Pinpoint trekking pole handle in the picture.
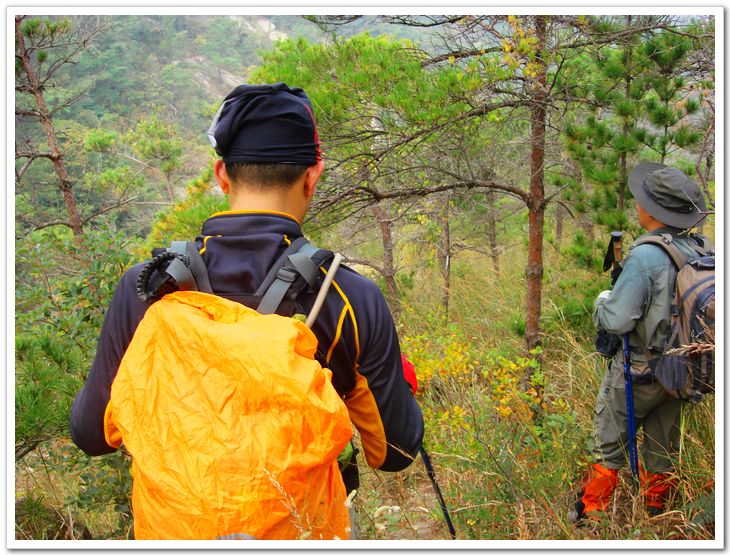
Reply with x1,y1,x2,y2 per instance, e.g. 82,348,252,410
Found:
611,231,623,265
306,253,344,328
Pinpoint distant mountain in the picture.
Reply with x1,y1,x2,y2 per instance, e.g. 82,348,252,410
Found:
62,14,429,130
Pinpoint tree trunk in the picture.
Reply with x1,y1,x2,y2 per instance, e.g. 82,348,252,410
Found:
370,202,400,319
555,202,564,250
165,173,175,204
436,192,452,316
524,15,548,354
618,16,632,212
15,16,84,239
486,189,500,273
574,161,595,242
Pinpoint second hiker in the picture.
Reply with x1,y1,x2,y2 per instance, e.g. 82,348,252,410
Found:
571,163,711,522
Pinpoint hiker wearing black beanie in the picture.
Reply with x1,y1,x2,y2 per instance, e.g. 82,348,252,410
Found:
205,82,326,221
71,82,425,539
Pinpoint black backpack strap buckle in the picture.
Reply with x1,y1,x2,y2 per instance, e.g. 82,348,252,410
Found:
136,241,213,303
275,266,298,283
256,238,334,316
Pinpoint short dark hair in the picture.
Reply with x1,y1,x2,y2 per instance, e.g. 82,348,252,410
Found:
225,163,308,189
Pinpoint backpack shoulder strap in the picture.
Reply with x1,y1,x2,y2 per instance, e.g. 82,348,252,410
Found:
256,238,334,315
633,233,688,270
690,234,714,256
170,241,214,294
254,237,310,297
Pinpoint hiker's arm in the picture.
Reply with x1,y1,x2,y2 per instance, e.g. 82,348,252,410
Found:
343,288,424,472
593,250,650,336
70,266,148,456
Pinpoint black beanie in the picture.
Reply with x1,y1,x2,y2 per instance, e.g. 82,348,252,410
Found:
208,82,322,166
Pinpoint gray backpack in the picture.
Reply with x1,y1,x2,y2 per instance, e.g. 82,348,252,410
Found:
636,234,715,403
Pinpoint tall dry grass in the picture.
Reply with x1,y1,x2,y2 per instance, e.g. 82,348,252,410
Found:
14,233,715,542
381,245,716,541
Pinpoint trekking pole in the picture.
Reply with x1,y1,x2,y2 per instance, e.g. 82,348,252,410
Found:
622,334,640,486
419,445,457,539
610,231,639,486
306,253,344,328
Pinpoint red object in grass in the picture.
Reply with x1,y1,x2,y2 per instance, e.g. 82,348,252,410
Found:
401,354,418,395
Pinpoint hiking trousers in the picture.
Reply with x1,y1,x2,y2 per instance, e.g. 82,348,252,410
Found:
592,355,683,474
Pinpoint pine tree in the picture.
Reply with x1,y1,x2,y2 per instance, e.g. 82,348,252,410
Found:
15,16,95,238
562,16,654,232
636,31,702,164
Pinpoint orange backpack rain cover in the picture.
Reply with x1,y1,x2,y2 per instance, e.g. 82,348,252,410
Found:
104,291,353,539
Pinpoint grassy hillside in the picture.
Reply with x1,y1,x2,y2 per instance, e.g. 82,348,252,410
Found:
14,234,715,541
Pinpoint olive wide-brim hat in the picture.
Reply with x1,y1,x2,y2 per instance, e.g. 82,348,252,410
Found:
628,163,707,230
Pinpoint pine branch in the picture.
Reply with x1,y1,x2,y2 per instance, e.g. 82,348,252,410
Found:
564,19,673,49
48,88,89,117
305,15,362,26
694,105,715,209
15,108,42,117
16,213,73,233
423,46,502,67
122,153,167,178
31,22,110,84
15,148,55,160
15,158,35,182
369,101,524,161
385,15,468,28
81,196,139,226
342,257,385,275
423,165,529,202
354,181,475,202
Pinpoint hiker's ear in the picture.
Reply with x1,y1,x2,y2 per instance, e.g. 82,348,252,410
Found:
214,159,231,195
303,160,324,198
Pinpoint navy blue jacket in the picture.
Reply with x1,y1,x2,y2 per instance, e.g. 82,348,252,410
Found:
70,211,424,490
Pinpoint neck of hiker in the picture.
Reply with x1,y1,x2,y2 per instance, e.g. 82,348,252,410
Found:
214,159,322,224
228,184,311,223
213,160,324,223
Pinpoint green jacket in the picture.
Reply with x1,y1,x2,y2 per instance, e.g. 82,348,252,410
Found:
593,227,704,370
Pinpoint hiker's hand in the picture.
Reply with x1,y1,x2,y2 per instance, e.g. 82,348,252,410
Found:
401,354,418,395
596,290,612,302
595,329,622,358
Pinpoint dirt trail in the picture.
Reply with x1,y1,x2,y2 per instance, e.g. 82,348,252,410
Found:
354,453,456,540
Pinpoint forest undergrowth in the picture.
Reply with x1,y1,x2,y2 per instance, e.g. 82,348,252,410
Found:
14,242,715,542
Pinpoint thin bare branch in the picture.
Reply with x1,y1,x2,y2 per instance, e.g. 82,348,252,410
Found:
342,257,385,275
81,196,139,226
15,149,55,160
15,108,42,117
16,214,73,233
15,158,35,182
385,15,468,28
423,46,502,67
48,88,89,117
